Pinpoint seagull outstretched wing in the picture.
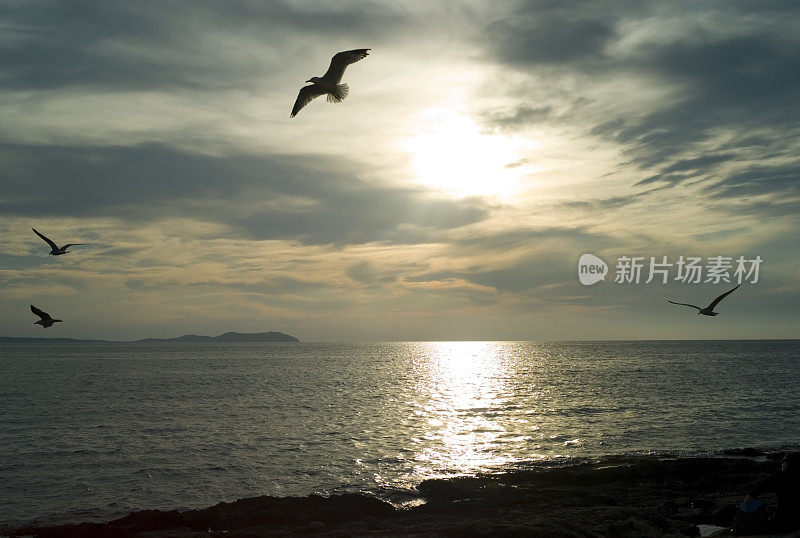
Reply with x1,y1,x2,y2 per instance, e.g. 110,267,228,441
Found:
291,84,327,118
61,243,84,249
30,304,53,321
322,49,370,84
707,284,740,310
32,228,58,250
667,301,701,310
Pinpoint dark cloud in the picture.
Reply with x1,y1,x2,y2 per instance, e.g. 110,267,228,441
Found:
0,253,51,268
403,226,622,299
0,142,491,245
407,254,574,296
404,270,462,284
703,163,800,201
604,29,800,202
661,154,736,175
484,1,800,212
643,34,800,113
609,32,800,174
692,227,750,243
0,0,404,91
561,195,639,211
452,227,619,252
634,155,737,187
184,276,327,294
482,106,553,131
487,0,620,67
346,261,398,285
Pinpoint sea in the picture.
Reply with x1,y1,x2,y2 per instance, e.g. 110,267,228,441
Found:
1,340,798,527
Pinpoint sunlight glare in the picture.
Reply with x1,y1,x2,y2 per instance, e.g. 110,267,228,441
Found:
402,108,537,198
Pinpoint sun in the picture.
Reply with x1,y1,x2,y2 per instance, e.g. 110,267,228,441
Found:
402,107,536,198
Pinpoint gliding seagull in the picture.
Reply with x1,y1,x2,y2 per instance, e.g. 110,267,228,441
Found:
32,228,83,255
30,305,63,328
668,284,740,316
291,49,370,118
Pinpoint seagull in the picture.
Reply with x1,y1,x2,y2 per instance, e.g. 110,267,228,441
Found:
668,284,740,316
32,228,83,255
30,305,63,328
291,49,370,118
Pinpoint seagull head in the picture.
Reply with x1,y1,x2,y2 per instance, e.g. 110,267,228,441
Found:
306,76,322,84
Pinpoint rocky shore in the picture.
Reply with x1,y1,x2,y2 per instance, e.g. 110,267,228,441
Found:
5,450,797,537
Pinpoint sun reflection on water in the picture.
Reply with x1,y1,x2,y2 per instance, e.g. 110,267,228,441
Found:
403,342,540,480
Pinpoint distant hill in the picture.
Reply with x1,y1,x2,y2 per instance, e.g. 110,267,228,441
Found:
0,336,109,344
136,331,299,343
0,331,299,344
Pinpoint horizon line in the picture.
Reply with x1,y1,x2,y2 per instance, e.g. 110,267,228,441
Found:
2,335,798,344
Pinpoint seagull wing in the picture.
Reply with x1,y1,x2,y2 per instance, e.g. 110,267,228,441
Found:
291,84,327,117
61,244,83,249
667,300,701,310
32,228,58,250
322,49,370,84
31,304,52,321
707,284,740,310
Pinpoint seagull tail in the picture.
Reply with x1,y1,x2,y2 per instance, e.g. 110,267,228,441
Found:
327,84,349,103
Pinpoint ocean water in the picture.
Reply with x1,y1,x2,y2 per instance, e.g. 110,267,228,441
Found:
1,340,798,527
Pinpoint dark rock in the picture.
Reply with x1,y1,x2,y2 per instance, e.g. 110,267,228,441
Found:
679,524,700,537
10,453,789,538
711,504,736,526
722,448,763,457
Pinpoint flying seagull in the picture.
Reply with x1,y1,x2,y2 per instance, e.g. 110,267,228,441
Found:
32,228,83,255
668,284,740,316
31,305,63,329
291,49,370,118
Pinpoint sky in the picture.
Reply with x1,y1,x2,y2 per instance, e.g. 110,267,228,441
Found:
1,0,798,341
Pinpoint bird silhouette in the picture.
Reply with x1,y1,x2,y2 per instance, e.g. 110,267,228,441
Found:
291,49,370,118
30,305,63,328
32,228,83,255
668,285,740,316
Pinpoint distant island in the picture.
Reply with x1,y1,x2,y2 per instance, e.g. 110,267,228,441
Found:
0,331,299,344
138,331,299,343
0,336,109,344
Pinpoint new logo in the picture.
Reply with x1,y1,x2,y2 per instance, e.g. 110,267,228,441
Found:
578,253,608,286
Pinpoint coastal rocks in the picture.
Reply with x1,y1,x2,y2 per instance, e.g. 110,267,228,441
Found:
723,447,765,457
196,493,395,528
11,494,395,537
605,516,672,537
8,453,792,538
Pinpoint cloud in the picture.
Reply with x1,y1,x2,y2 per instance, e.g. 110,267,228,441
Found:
1,0,799,339
402,226,622,303
0,0,406,91
482,1,800,213
346,260,398,284
450,227,618,253
481,106,554,130
487,0,620,68
606,32,800,172
704,163,800,199
561,195,640,211
0,142,491,246
699,162,800,218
